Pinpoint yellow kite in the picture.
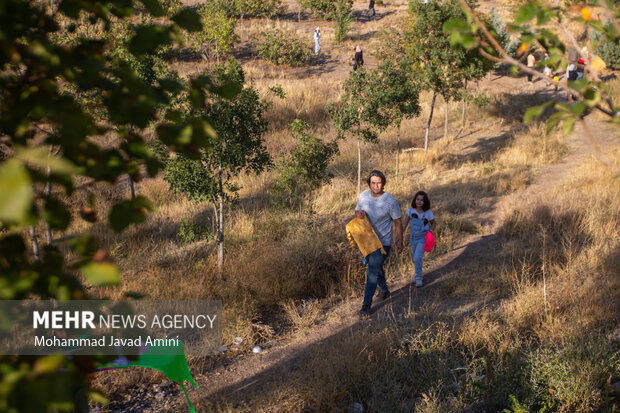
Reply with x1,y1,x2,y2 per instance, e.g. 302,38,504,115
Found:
591,55,606,72
346,217,386,257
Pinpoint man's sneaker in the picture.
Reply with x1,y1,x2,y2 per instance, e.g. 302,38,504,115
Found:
415,279,423,287
359,304,372,316
378,289,390,301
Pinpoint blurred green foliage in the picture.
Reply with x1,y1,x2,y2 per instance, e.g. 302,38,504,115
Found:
0,0,238,410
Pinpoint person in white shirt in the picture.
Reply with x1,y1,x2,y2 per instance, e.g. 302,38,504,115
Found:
355,170,403,315
314,27,320,56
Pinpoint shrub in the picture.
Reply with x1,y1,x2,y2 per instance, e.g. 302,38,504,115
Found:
301,0,352,20
473,93,491,108
257,29,311,66
271,120,339,207
489,6,518,68
187,3,238,62
238,0,284,19
595,33,620,70
178,219,213,243
526,337,619,411
333,0,353,43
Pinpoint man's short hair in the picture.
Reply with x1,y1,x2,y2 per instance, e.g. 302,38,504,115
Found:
366,170,386,186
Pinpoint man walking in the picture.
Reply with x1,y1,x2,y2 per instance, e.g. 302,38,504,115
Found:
355,170,403,316
527,51,536,84
368,0,376,19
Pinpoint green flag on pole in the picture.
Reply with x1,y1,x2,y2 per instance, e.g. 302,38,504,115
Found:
99,341,197,412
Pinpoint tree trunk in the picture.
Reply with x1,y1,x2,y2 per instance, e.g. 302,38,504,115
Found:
356,122,362,197
444,99,449,139
461,96,467,129
217,164,224,280
30,226,40,262
212,203,217,235
128,174,135,200
395,123,401,176
425,92,438,153
45,145,62,245
461,81,467,129
45,146,53,245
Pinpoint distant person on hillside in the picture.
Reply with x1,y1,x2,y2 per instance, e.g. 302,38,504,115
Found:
355,170,403,316
567,63,578,81
543,53,552,86
314,27,321,56
527,52,536,83
577,57,585,80
402,191,436,287
352,46,364,71
368,0,376,19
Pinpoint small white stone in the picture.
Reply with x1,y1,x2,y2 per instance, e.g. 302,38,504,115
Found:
252,345,262,353
233,337,243,345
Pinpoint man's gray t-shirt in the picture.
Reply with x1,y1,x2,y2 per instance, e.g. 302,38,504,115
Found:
355,190,401,246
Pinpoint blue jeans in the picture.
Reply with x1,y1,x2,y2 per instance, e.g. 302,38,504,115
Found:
315,39,320,55
363,246,391,306
411,239,425,282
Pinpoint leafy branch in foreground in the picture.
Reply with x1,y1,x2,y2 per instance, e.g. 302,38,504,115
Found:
0,0,237,410
443,0,619,159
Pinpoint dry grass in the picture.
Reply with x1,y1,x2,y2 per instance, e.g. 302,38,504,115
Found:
199,149,619,412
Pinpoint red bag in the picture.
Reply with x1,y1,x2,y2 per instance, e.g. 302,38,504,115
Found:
424,231,436,252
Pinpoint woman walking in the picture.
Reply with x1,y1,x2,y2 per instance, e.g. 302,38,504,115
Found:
353,45,364,70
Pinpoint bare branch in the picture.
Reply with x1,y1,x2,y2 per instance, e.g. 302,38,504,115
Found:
478,48,503,63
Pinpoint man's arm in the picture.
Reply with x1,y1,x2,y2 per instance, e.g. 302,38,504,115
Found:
393,218,403,253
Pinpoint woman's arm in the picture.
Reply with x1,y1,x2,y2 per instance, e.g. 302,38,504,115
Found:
402,214,410,233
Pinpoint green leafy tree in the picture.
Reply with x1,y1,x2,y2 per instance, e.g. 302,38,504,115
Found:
258,29,311,66
443,0,619,145
236,0,284,20
328,62,420,195
271,119,339,207
489,6,519,68
0,0,230,411
374,27,406,62
405,0,491,150
593,25,620,69
380,60,421,175
302,0,353,21
334,0,354,43
197,0,284,20
187,3,239,63
295,0,311,21
162,60,271,276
